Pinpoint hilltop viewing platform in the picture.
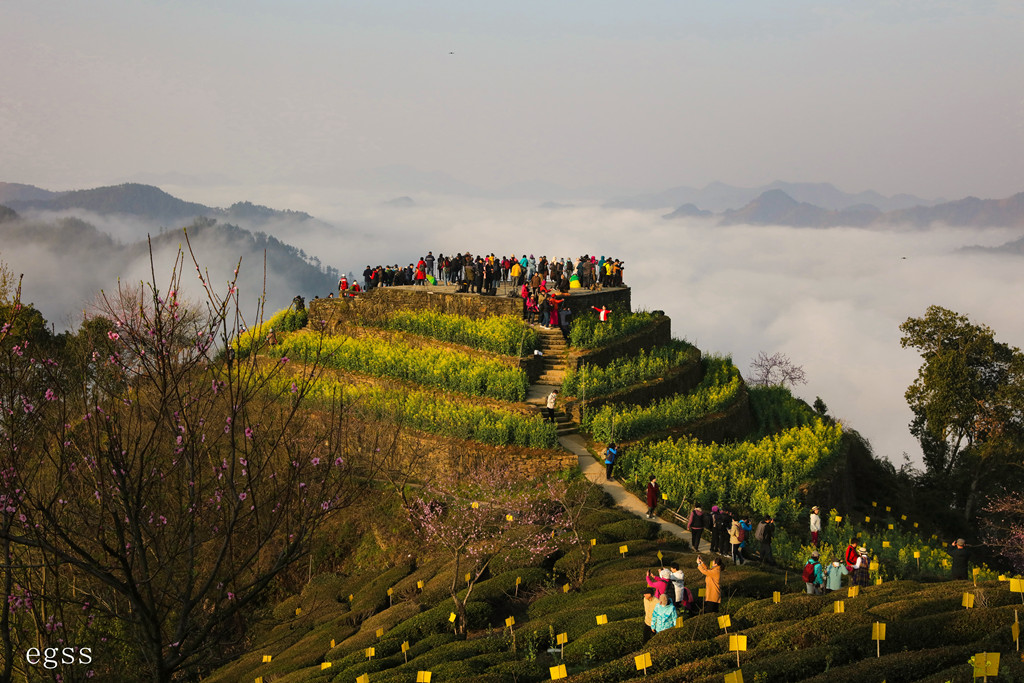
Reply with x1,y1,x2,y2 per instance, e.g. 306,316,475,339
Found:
309,283,632,332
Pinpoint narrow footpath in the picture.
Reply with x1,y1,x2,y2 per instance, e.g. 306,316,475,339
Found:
523,324,711,553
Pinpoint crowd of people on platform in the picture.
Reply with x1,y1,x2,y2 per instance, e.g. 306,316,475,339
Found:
335,252,626,298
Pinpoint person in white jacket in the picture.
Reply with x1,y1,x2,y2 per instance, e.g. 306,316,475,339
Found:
809,506,821,548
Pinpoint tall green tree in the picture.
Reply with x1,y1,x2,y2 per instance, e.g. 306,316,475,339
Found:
900,305,1024,522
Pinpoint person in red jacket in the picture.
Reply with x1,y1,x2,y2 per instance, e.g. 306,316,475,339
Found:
591,305,611,322
646,475,660,519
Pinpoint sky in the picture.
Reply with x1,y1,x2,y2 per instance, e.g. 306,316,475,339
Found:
3,0,1024,199
3,1,1024,467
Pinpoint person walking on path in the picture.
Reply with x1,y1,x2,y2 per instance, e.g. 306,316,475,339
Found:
687,504,705,550
603,443,618,481
645,476,660,519
729,517,746,565
696,556,722,613
947,538,970,580
545,389,558,423
650,594,678,633
809,506,821,548
803,551,825,594
757,516,775,565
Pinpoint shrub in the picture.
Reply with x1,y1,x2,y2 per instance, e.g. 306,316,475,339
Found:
597,518,660,542
570,309,660,350
561,341,697,398
561,619,647,665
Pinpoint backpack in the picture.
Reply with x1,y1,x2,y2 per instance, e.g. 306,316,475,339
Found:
737,527,746,543
754,522,766,541
802,561,817,583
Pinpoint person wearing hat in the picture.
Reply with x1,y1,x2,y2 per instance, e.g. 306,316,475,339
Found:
809,506,821,548
823,556,848,592
803,550,825,594
852,546,871,587
947,539,970,580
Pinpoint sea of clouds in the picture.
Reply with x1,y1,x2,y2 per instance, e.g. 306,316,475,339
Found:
8,184,1024,468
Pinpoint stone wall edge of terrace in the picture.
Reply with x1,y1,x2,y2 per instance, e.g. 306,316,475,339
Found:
570,315,672,371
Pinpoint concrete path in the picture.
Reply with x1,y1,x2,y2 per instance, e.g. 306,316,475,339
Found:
558,433,712,553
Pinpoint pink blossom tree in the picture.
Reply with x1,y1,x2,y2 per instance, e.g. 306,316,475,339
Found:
0,238,384,683
404,462,565,635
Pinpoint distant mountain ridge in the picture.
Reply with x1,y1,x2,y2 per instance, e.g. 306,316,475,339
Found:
666,189,1024,229
3,182,314,229
608,180,941,213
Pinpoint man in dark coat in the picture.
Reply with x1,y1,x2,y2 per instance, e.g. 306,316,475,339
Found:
948,538,970,580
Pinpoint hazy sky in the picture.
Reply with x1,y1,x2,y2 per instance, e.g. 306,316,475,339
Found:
3,0,1024,199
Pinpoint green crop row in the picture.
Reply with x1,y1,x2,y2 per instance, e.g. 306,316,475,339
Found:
569,308,659,349
619,419,844,524
266,370,557,449
561,340,697,398
365,310,538,356
585,355,743,442
267,330,529,402
234,307,308,359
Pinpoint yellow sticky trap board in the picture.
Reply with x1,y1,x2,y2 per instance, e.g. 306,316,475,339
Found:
662,492,668,500
357,675,370,683
1012,621,1020,642
865,516,871,523
834,601,845,613
349,594,354,602
365,647,375,659
255,678,263,683
619,545,629,555
505,616,515,628
1000,575,1007,581
320,662,332,670
506,514,514,522
869,561,879,571
901,515,907,521
471,502,479,508
596,614,608,625
886,506,891,512
591,538,597,546
516,576,522,586
698,588,705,597
1010,578,1024,593
416,672,433,683
914,522,919,528
295,607,302,616
449,612,457,622
657,551,663,561
973,567,981,577
848,586,860,598
872,622,886,640
402,641,410,652
387,588,393,596
376,627,384,638
872,501,877,507
330,639,336,649
835,515,842,522
465,572,471,583
556,632,568,645
563,583,570,593
729,634,747,651
882,541,891,548
718,614,732,629
973,652,1000,677
772,591,781,603
876,577,884,585
417,580,424,589
724,672,745,683
962,592,975,608
261,655,272,663
634,652,653,671
887,524,894,530
914,551,921,559
675,616,686,627
549,664,567,680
